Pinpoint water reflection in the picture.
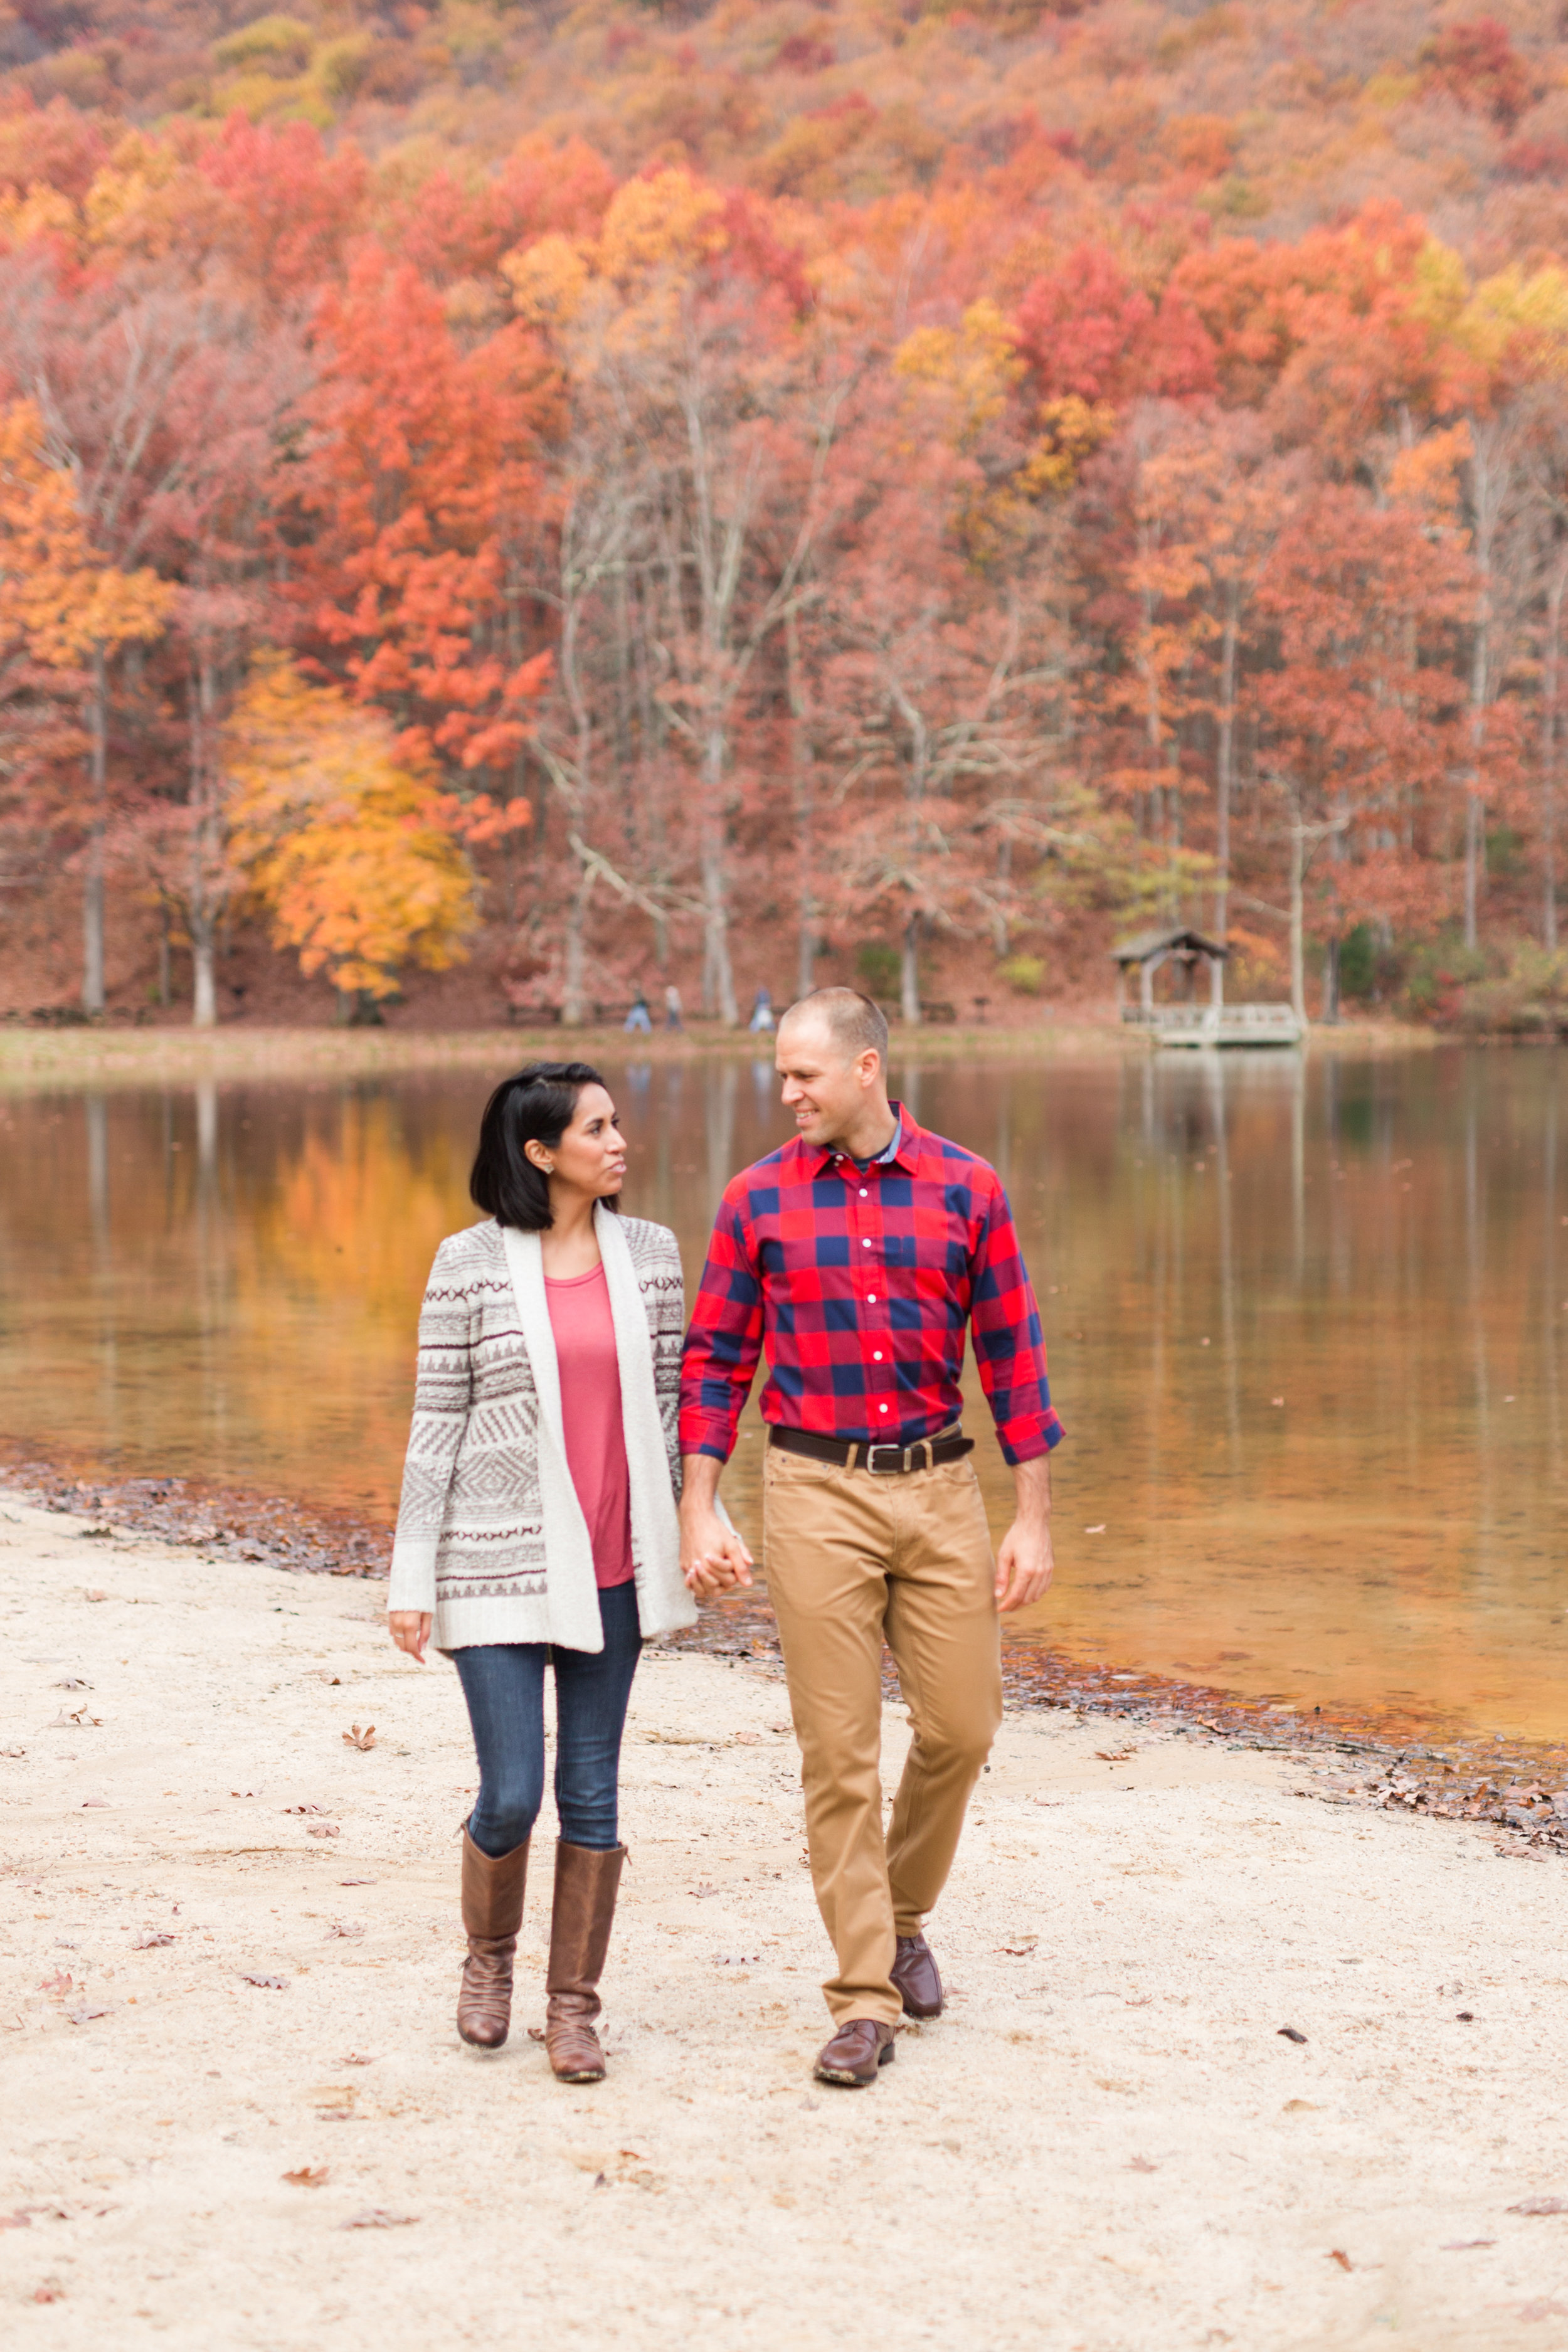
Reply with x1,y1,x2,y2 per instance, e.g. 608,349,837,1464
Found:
1,1048,1564,1745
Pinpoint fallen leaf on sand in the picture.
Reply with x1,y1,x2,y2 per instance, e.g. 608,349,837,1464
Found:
327,1923,364,1939
81,1798,109,1808
1508,2195,1568,2215
1084,1523,1107,1535
1096,1749,1134,1763
527,2026,546,2042
1,2212,33,2229
1283,2100,1322,2114
339,2210,416,2230
733,1732,761,1745
84,1589,107,1602
340,2052,375,2066
132,1933,174,1950
66,2005,110,2025
83,1526,112,1539
1517,2302,1568,2322
2,1744,24,1757
32,2281,64,2302
307,1825,341,1839
40,1971,71,1996
1128,2157,1157,2173
283,1804,326,1814
1328,2249,1352,2272
230,1789,258,1798
1441,2240,1495,2250
1270,1398,1285,1409
53,1678,92,1690
1278,2026,1308,2045
241,1973,288,1990
999,1939,1038,1957
50,1708,103,1727
282,2167,328,2188
342,1725,376,1751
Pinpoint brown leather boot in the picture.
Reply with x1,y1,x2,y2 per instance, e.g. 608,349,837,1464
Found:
544,1840,625,2084
457,1826,529,2050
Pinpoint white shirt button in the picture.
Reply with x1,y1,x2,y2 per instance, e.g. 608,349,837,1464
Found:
873,1351,883,1361
867,1293,876,1303
859,1188,868,1197
879,1404,889,1414
862,1237,872,1248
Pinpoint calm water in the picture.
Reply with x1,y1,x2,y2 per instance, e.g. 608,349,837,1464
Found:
3,1049,1564,1746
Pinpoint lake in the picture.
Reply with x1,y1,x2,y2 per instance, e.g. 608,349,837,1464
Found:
2,1046,1564,1750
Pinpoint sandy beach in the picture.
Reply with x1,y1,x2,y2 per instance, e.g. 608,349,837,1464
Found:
4,1498,1567,2352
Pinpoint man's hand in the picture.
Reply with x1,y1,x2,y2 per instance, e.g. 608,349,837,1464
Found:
994,1453,1054,1614
389,1610,432,1663
679,1453,755,1599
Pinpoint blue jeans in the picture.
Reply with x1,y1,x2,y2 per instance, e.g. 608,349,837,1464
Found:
453,1581,642,1855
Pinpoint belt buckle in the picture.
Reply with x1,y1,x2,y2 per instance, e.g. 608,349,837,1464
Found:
864,1443,904,1475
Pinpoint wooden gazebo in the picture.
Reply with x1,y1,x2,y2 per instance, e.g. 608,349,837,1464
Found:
1109,924,1303,1047
1111,926,1229,1019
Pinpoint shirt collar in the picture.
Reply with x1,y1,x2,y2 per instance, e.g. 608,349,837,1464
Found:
807,1103,919,1179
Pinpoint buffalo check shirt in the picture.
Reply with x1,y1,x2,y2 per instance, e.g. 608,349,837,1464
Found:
679,1104,1063,1467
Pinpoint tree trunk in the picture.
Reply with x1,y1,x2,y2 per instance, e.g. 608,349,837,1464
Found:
900,911,921,1025
1544,557,1565,951
82,642,108,1015
1321,933,1340,1024
561,857,593,1027
1288,804,1308,1026
1214,580,1237,944
700,719,737,1023
785,610,815,1006
187,653,224,1028
1464,425,1496,954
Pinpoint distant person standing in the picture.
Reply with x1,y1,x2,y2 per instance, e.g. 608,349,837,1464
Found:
748,986,775,1034
679,988,1061,2088
387,1063,697,2082
664,983,684,1032
625,989,652,1035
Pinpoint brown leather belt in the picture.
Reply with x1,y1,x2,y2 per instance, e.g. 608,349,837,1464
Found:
768,1424,973,1476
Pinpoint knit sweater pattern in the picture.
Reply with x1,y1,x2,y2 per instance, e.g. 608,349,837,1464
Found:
388,1212,691,1650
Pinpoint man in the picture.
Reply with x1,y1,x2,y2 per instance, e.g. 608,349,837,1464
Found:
679,988,1061,2087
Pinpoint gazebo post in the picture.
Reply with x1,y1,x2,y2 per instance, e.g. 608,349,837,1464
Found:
1140,957,1154,1018
1209,949,1224,1009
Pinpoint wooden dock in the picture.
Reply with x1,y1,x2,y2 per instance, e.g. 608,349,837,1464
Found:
1123,1003,1305,1049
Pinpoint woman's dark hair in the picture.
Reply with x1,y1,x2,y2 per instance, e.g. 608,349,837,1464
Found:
470,1062,617,1231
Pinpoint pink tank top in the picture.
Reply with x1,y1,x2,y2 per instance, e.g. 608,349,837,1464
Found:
544,1261,635,1590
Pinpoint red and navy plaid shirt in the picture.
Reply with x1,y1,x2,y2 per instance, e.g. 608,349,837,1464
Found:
679,1104,1062,1467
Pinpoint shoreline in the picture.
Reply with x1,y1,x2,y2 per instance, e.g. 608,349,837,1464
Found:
0,1015,1444,1090
4,1496,1568,2350
6,1445,1562,1863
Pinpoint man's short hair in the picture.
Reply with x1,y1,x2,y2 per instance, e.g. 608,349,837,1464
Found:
783,986,889,1066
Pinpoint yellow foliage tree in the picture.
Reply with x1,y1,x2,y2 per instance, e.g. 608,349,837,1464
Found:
225,652,477,1005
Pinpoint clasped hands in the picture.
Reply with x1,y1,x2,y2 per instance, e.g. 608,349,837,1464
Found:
679,1502,755,1601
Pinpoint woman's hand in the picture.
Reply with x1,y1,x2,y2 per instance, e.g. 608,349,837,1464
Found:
389,1610,432,1663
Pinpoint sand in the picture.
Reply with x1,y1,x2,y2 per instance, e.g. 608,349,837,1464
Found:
4,1497,1567,2352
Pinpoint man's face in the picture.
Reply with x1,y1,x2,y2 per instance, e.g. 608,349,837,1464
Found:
775,1015,870,1147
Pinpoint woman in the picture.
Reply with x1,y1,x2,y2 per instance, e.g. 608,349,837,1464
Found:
387,1061,696,2082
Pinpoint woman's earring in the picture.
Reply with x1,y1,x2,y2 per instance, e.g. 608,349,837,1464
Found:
541,1161,554,1173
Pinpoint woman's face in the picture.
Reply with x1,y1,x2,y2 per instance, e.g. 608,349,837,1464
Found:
533,1083,626,1200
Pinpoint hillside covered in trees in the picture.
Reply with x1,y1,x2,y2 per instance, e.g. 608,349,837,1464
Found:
3,0,1568,1029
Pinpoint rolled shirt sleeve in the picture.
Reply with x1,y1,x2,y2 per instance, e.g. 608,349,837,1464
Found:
968,1174,1063,1466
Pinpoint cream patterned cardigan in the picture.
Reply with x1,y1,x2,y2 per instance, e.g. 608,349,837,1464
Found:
388,1207,697,1652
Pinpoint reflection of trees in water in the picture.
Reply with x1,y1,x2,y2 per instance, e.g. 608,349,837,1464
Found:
3,1053,1566,1734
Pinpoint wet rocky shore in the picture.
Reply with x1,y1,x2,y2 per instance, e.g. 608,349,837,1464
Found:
6,1446,1564,1863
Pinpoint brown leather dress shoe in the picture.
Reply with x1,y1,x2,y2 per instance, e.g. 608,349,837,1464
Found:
891,1932,943,2019
814,2019,896,2087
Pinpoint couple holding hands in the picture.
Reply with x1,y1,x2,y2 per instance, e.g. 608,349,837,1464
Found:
387,988,1062,2089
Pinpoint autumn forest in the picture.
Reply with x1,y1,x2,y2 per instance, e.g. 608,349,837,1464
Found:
4,0,1568,1031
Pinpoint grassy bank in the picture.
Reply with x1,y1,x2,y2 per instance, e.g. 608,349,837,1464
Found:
0,1015,1439,1090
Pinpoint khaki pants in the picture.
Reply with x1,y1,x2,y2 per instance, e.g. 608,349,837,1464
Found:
762,1444,1003,2027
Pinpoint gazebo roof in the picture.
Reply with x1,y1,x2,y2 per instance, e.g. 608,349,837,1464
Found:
1109,925,1229,966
